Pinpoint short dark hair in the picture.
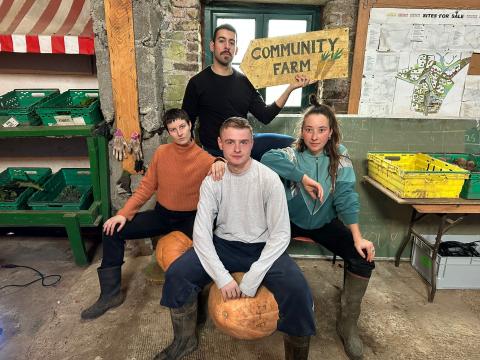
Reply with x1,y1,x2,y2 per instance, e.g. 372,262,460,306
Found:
219,117,253,137
162,108,190,129
212,23,237,42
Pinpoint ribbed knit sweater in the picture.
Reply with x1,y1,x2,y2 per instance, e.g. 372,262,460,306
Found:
117,141,215,220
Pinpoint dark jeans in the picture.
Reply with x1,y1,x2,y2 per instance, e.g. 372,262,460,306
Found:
101,202,196,268
204,133,294,161
291,219,375,278
161,235,316,337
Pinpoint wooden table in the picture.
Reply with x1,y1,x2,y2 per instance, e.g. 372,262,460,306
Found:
363,176,480,302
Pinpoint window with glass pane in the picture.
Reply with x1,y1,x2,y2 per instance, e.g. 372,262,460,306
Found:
266,20,307,107
204,5,320,110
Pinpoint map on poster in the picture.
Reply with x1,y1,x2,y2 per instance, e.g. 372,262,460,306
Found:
359,8,480,117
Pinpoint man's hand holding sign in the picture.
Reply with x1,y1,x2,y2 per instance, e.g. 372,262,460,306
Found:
240,28,349,89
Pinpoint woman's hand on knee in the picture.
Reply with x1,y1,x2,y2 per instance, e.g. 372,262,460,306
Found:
354,238,375,262
103,215,127,236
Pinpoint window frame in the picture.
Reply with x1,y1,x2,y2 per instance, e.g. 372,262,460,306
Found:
204,3,321,111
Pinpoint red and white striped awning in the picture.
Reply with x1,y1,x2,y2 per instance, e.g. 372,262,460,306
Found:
0,0,94,55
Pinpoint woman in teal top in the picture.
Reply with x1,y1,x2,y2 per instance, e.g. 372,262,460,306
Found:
261,95,375,360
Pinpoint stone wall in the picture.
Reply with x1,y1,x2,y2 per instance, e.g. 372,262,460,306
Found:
160,0,202,111
91,0,202,211
132,0,164,134
320,0,358,113
90,0,114,124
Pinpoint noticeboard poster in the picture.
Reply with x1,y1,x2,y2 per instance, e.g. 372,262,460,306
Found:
358,8,480,117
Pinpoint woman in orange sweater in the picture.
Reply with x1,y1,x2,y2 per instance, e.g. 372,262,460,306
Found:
81,108,225,320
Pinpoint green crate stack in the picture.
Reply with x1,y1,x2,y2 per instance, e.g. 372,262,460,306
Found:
429,153,480,199
0,89,60,126
27,168,93,210
35,89,102,126
0,167,52,210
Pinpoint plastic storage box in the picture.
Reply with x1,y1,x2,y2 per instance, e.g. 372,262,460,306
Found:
0,167,52,210
367,152,469,198
428,153,480,199
411,234,480,289
0,89,60,125
27,168,93,210
35,89,102,126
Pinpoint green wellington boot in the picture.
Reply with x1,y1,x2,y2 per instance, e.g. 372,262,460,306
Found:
154,299,199,360
284,334,310,360
336,271,370,360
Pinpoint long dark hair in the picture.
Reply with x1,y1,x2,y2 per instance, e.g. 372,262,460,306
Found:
295,94,342,189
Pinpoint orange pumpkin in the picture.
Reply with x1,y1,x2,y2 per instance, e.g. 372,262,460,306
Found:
208,272,279,340
155,231,193,271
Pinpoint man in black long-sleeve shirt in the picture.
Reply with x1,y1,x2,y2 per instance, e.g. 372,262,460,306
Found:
182,23,310,160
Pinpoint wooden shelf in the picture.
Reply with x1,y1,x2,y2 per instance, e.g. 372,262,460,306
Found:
0,125,110,265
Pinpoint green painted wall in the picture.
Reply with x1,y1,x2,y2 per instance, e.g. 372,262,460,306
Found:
252,114,480,258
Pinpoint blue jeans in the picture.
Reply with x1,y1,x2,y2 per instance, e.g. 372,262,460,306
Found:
204,133,294,161
161,235,316,336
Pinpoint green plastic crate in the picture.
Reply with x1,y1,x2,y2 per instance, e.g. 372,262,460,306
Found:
429,153,480,199
27,168,93,210
35,89,102,126
0,89,60,125
0,167,52,210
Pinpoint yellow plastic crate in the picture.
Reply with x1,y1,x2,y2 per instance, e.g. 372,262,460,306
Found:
367,152,469,198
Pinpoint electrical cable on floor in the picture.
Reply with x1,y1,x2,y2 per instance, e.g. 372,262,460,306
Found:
0,264,61,291
438,241,480,257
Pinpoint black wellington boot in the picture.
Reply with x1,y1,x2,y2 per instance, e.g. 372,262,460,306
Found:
284,334,310,360
196,284,211,327
336,271,370,360
154,299,198,360
81,266,125,320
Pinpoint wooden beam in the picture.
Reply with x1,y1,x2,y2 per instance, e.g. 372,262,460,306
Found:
468,53,480,75
104,0,141,174
347,0,370,114
413,204,480,213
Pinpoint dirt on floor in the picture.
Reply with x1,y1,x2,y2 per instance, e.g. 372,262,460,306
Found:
1,236,479,360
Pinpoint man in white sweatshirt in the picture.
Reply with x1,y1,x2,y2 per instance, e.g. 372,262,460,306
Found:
155,117,315,360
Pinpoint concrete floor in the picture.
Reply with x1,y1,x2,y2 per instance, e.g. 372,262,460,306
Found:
1,234,479,360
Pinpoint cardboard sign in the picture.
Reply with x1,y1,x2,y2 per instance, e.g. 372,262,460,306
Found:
240,28,349,89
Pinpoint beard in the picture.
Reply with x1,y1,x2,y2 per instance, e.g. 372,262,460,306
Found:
214,51,233,66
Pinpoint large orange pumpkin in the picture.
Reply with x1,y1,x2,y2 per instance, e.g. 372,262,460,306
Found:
155,231,193,271
208,272,279,340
